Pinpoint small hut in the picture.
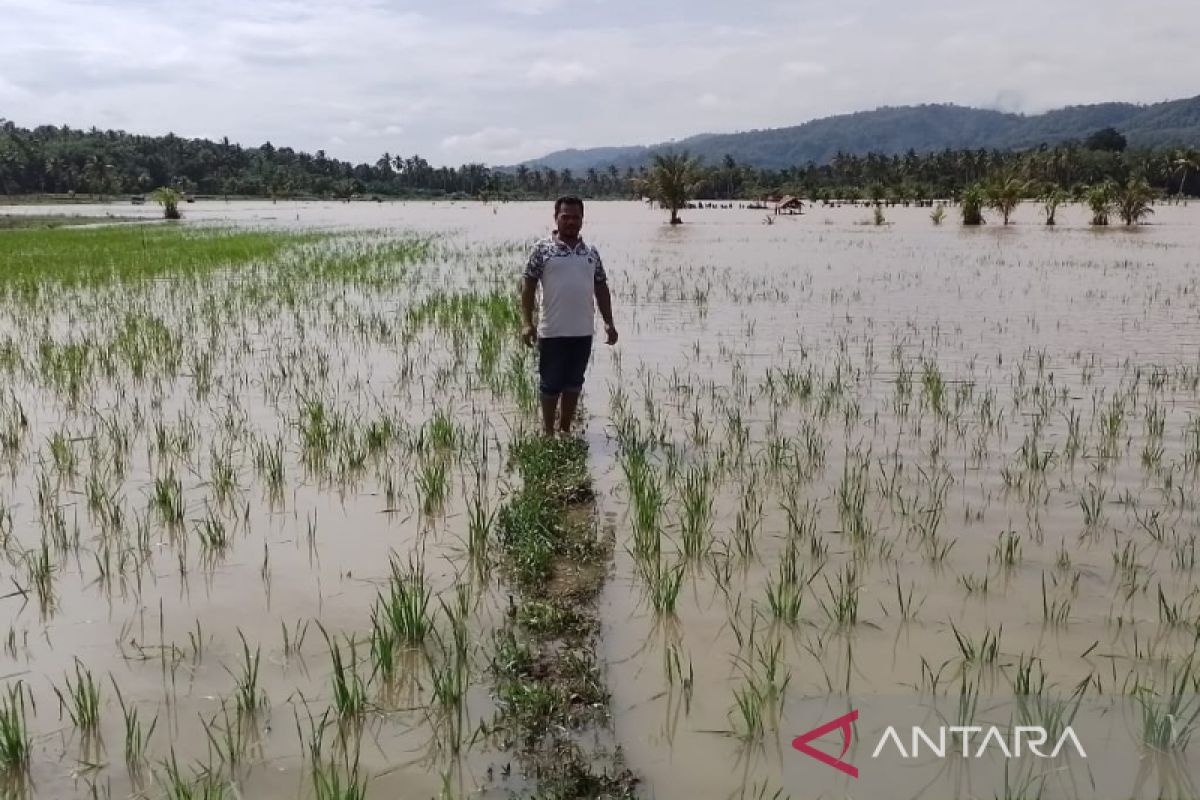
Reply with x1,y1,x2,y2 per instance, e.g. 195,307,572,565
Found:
774,195,803,215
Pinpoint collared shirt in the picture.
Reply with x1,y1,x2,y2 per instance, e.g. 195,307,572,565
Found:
524,233,607,338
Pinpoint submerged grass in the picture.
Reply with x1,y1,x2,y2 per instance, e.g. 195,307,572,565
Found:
0,225,319,285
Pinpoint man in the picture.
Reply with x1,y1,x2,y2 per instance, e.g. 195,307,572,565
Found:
521,196,618,436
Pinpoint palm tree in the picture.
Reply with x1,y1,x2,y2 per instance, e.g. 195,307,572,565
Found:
1085,182,1114,226
1172,147,1199,197
1114,178,1155,226
986,173,1026,224
961,183,986,225
1041,186,1067,226
641,151,703,224
152,187,182,219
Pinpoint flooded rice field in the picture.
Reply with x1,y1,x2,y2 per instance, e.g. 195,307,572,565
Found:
3,199,1200,799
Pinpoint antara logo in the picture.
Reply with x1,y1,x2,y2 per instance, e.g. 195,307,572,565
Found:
792,710,1087,778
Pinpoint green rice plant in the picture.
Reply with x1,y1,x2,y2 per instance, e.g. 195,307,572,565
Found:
892,572,923,621
253,435,285,495
416,457,449,514
161,751,229,800
1171,533,1197,571
950,621,1002,665
819,564,859,627
54,658,102,732
196,506,230,553
48,430,78,476
424,409,458,453
1137,658,1200,752
647,557,685,615
1134,507,1168,543
1155,585,1195,628
1079,483,1106,529
960,571,990,595
836,448,872,540
209,447,238,507
678,464,714,559
734,483,763,559
312,754,369,800
993,529,1022,567
465,490,497,563
376,554,433,646
0,681,32,775
322,629,368,721
1041,573,1072,626
112,679,157,768
765,566,804,625
200,703,254,770
151,471,185,527
227,631,266,717
730,679,766,741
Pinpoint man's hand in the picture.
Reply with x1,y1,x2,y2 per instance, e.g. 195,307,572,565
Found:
522,325,538,347
604,324,619,346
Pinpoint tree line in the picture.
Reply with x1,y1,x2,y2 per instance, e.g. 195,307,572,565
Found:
1,120,1197,205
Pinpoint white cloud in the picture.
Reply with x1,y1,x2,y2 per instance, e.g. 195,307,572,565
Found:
440,127,564,162
781,60,828,78
697,93,722,109
493,0,564,14
526,60,597,87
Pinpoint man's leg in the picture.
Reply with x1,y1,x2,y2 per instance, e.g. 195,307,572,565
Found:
559,392,580,433
540,394,559,436
538,337,561,436
558,336,593,434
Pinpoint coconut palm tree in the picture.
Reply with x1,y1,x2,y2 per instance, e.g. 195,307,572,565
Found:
960,184,986,225
152,186,183,219
985,173,1026,225
1172,147,1199,197
640,151,703,225
1114,179,1156,226
1085,182,1114,226
1041,186,1067,226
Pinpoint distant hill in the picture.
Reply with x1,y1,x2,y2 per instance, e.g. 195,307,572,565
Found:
518,96,1200,171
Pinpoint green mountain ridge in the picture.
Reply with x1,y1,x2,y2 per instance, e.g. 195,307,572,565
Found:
518,96,1200,171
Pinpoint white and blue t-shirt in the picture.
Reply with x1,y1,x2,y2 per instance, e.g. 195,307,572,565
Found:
523,234,607,339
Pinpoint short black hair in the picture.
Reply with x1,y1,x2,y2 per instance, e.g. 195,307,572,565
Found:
554,196,584,215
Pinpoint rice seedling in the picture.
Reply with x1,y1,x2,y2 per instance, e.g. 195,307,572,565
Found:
1137,659,1200,752
375,553,434,646
1079,483,1106,529
730,678,766,741
950,621,1002,665
151,471,186,527
227,631,266,717
820,564,860,627
54,658,102,733
322,629,369,721
161,751,229,800
993,529,1022,567
112,679,157,768
0,681,32,776
647,557,686,615
678,464,714,559
416,457,449,514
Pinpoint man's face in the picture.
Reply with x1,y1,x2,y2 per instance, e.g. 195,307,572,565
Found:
555,204,583,238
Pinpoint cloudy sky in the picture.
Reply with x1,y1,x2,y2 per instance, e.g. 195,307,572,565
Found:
1,0,1197,165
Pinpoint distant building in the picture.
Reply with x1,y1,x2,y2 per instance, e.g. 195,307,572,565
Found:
774,195,803,215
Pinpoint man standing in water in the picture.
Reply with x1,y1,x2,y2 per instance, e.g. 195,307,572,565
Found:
521,196,618,436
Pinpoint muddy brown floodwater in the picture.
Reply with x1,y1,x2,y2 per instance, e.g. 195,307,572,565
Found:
4,198,1200,799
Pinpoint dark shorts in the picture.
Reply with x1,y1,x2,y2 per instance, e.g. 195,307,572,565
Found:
538,336,592,396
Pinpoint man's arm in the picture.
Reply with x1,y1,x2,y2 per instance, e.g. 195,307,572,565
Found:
521,277,538,346
593,249,618,345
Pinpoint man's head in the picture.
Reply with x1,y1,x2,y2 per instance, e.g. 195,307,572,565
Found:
554,196,584,240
